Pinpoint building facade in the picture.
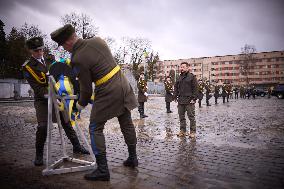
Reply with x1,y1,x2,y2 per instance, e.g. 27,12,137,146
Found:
158,51,284,86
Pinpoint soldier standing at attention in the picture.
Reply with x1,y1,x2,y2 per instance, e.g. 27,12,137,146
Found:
205,81,212,106
137,73,148,118
221,84,227,103
214,85,220,104
234,86,239,99
51,25,139,181
164,76,174,113
22,37,89,166
197,79,204,108
174,62,198,138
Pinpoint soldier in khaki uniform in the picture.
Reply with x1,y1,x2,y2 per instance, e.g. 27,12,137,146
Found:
164,76,174,113
22,37,89,166
137,73,148,118
51,24,138,181
174,62,198,138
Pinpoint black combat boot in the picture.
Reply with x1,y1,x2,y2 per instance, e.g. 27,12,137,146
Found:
73,145,90,155
34,125,46,166
142,105,148,118
166,102,173,113
84,154,110,181
66,128,90,154
34,153,43,166
123,144,138,168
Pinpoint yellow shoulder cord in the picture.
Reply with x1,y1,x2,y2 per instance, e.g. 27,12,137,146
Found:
25,65,46,84
95,65,120,86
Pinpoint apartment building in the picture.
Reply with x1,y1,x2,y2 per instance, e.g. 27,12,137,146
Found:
158,51,284,86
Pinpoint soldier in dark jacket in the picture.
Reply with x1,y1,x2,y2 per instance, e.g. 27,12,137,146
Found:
174,62,198,138
221,84,227,103
205,81,212,106
137,73,148,118
22,37,89,166
214,85,220,104
197,80,204,108
234,86,239,99
164,76,174,113
226,84,231,102
51,24,138,181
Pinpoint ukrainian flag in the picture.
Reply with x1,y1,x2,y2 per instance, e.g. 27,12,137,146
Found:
54,74,80,126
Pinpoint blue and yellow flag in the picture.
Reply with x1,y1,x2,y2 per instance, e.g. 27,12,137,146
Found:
54,75,80,126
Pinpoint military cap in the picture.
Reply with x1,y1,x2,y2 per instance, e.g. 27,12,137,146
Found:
26,37,44,50
50,24,75,46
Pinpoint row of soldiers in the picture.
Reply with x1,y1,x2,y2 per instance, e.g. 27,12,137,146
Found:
136,75,273,116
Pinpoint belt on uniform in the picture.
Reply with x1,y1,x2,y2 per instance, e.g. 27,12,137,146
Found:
95,65,120,86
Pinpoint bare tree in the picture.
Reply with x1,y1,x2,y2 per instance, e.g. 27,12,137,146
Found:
123,37,151,80
239,44,257,85
146,51,159,82
19,23,46,39
61,12,99,39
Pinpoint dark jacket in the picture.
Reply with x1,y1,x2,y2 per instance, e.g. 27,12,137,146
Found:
214,85,220,98
205,84,212,99
174,72,198,104
22,57,48,123
164,80,174,102
221,85,227,97
22,57,48,100
197,83,204,100
71,38,138,123
137,79,148,103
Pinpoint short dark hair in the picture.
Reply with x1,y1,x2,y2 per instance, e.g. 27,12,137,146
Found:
180,62,189,67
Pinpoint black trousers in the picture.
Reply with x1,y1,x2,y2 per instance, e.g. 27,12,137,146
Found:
138,102,145,116
222,96,226,103
166,102,171,111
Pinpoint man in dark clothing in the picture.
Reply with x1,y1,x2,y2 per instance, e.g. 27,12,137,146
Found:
214,85,220,104
205,81,212,106
22,37,89,166
221,85,227,103
234,87,239,99
164,76,174,113
174,62,198,138
51,24,138,181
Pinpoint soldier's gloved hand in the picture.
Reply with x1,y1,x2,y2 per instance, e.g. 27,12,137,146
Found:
144,92,149,97
76,102,85,111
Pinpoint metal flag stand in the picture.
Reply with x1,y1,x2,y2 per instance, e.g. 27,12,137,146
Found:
42,76,95,176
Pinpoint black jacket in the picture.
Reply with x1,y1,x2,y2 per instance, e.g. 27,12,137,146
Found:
22,57,48,100
174,72,198,104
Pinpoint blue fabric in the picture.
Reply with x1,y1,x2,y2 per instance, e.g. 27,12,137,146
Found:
89,122,99,155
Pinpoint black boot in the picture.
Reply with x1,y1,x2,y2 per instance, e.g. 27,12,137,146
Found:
84,154,110,181
34,154,43,166
123,145,138,168
166,102,172,113
73,145,90,155
34,124,46,166
61,120,90,155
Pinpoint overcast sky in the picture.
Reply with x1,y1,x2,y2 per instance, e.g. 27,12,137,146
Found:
1,0,284,60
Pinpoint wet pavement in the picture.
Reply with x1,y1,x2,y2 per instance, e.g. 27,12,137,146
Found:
0,96,284,189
